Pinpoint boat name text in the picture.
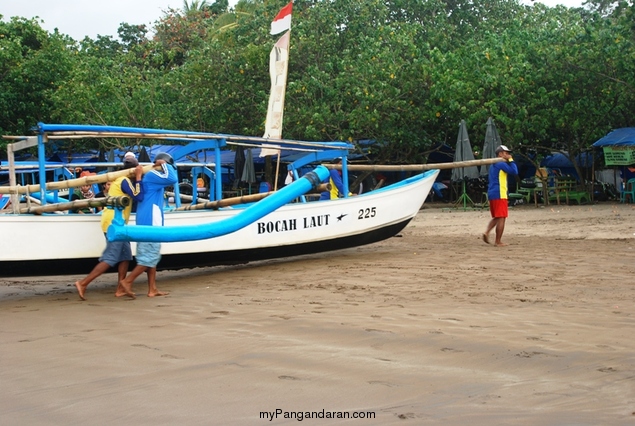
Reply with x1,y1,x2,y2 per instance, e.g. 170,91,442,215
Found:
257,214,331,234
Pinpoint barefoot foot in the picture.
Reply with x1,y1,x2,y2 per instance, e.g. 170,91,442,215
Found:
482,233,489,244
75,281,86,301
148,290,169,297
495,242,508,247
118,280,136,299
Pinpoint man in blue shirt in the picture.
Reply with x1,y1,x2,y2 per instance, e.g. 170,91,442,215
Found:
483,145,518,246
119,153,178,298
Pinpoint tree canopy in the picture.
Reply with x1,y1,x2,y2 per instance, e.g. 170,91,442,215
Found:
1,0,634,163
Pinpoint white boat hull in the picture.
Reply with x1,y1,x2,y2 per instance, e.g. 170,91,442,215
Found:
0,170,438,276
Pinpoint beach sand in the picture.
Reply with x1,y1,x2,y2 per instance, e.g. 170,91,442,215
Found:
1,202,634,425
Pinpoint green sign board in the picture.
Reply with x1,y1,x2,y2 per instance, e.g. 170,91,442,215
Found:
603,146,635,166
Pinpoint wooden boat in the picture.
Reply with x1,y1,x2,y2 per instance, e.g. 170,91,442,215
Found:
0,123,440,277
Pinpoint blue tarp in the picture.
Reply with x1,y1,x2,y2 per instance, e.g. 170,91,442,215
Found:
541,152,595,169
539,152,597,181
592,128,635,147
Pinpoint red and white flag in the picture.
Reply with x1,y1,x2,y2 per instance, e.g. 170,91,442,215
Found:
270,2,293,35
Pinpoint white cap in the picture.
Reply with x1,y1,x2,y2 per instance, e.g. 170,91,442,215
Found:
495,145,512,154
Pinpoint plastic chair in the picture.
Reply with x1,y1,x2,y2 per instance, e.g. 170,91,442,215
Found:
620,178,635,203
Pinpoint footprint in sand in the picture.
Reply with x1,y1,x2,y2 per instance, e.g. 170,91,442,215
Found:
161,354,183,360
271,315,292,320
365,328,394,334
368,380,397,387
526,336,548,341
278,375,302,381
397,413,415,419
131,343,160,351
441,347,464,353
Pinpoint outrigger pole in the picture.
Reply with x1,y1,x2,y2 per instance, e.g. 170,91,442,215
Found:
0,164,160,195
1,157,501,196
20,195,131,215
324,157,504,172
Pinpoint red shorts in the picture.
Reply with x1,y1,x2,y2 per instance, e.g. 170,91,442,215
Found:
489,198,508,218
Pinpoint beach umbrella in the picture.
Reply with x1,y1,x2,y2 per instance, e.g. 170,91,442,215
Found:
241,148,256,194
481,117,501,176
451,120,479,181
451,120,478,209
233,147,245,190
138,146,151,163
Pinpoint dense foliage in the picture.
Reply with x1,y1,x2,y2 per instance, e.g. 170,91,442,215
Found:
1,0,634,164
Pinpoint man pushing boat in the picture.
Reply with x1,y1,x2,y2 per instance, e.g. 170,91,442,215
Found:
75,154,144,300
118,153,178,298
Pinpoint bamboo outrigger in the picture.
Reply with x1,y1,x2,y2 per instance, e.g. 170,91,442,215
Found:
20,196,131,215
0,164,159,195
325,157,504,172
0,157,500,197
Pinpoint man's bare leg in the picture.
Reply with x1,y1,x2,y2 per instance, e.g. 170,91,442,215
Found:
483,218,499,244
75,261,111,300
118,264,147,299
75,281,87,301
146,268,168,297
494,217,507,246
114,261,129,297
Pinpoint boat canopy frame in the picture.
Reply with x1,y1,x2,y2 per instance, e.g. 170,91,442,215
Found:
2,123,355,212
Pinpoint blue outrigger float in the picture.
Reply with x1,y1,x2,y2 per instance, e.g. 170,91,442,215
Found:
0,123,439,277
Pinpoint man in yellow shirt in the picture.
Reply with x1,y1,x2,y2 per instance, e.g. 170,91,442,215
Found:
75,156,144,300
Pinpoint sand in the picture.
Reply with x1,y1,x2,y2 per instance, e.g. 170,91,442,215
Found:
1,202,634,425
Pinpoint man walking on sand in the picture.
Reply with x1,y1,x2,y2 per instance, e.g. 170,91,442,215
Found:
483,145,518,247
75,155,144,300
119,153,177,298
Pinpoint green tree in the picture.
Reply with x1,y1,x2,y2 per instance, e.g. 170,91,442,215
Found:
4,0,635,166
0,17,74,141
